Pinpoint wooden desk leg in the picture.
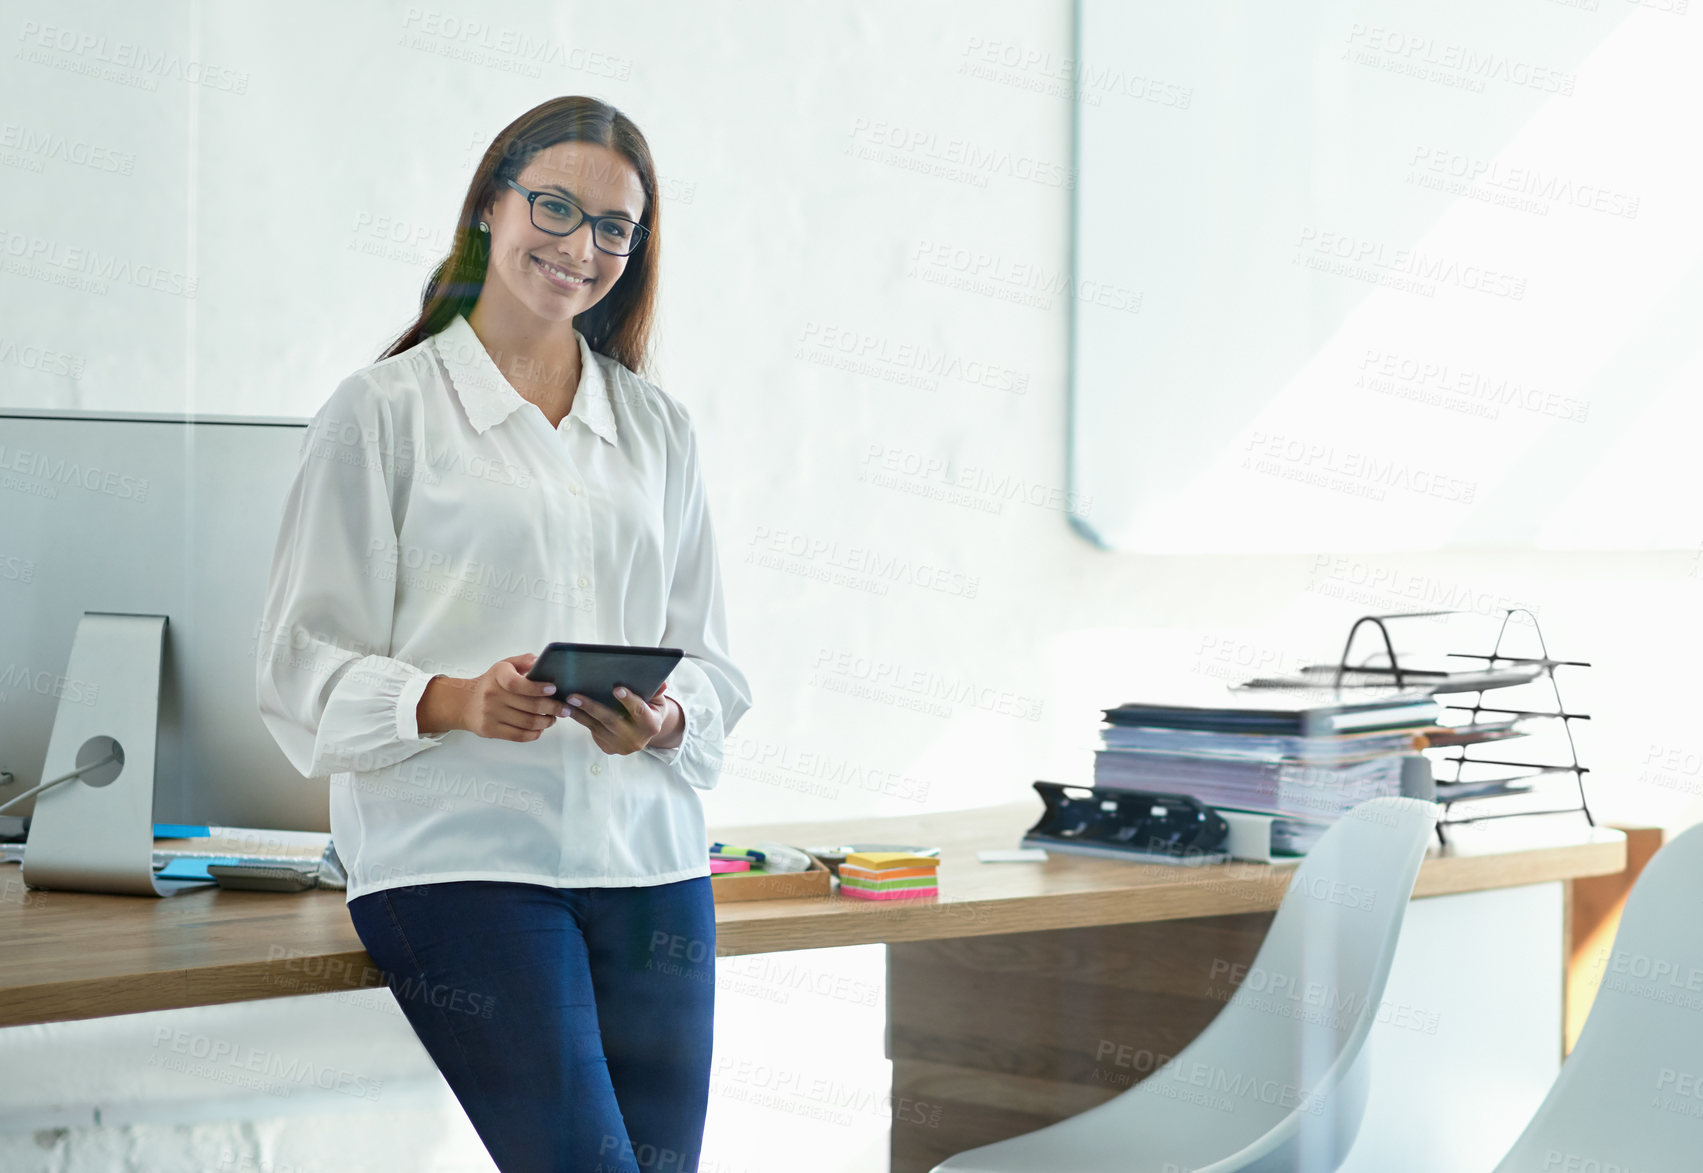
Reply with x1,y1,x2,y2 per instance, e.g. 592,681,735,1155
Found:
1564,824,1664,1056
886,912,1273,1173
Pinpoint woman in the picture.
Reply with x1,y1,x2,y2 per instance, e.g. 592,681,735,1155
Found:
256,96,751,1173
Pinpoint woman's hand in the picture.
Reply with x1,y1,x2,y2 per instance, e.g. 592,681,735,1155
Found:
417,653,565,741
562,682,683,756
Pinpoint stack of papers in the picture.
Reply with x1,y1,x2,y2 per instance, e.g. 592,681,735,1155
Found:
1095,687,1440,849
837,852,939,901
1101,724,1423,761
1093,751,1405,821
1238,662,1544,694
1103,687,1441,737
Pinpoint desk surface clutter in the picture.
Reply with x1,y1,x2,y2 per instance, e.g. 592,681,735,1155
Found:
835,852,941,901
0,801,1624,1028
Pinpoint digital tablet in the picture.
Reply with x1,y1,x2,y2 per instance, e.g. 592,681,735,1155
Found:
526,642,684,711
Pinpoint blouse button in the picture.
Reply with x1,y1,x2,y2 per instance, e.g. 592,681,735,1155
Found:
590,762,603,775
569,483,582,495
577,575,590,588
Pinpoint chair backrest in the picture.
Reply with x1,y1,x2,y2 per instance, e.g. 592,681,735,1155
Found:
1493,819,1703,1171
1121,796,1439,1165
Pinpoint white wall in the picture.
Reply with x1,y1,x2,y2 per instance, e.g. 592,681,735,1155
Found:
1072,0,1703,553
2,0,1699,1168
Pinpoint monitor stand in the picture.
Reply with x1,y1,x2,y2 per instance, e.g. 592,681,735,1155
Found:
21,612,213,897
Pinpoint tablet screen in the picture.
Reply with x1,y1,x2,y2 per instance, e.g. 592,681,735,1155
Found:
526,642,683,711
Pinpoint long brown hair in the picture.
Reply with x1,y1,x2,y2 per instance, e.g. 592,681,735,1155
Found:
378,96,660,375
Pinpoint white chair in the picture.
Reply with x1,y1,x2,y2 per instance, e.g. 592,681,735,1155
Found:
1491,819,1703,1171
931,796,1440,1173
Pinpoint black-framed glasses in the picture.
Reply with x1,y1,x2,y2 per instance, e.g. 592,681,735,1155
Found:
502,178,649,256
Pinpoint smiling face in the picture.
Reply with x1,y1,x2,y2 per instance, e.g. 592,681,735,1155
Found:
480,140,647,326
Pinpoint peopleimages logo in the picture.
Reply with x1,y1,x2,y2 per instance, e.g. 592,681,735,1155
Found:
0,230,199,298
1293,226,1528,300
721,734,933,804
148,1026,383,1101
364,537,587,608
797,320,1030,395
909,238,1142,313
746,525,980,599
859,442,1094,518
1541,1151,1661,1173
1606,948,1703,991
0,334,86,378
0,122,136,175
1243,431,1478,504
397,7,633,80
1295,874,1377,912
1342,24,1576,96
0,554,35,584
810,646,1044,721
0,443,150,502
314,414,536,489
1406,146,1640,220
847,117,1077,190
16,20,252,93
0,664,99,707
957,36,1194,109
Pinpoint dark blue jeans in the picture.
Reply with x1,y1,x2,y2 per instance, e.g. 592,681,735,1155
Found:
348,877,717,1173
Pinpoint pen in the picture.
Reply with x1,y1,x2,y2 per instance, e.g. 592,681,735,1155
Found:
709,843,766,864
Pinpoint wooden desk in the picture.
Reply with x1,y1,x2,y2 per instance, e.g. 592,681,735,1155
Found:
0,804,1624,1170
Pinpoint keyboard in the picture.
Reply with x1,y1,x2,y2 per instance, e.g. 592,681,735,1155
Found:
0,843,329,892
150,849,323,871
0,843,322,873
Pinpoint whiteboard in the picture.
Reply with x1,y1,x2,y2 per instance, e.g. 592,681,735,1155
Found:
1069,0,1703,553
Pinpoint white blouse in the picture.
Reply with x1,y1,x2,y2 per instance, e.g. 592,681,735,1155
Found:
255,312,752,903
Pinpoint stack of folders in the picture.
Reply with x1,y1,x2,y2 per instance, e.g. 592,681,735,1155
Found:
1096,689,1443,854
836,852,939,901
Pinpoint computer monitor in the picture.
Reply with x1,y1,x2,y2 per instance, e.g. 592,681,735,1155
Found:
0,409,320,838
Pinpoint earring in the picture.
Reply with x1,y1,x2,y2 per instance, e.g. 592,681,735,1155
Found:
477,220,489,232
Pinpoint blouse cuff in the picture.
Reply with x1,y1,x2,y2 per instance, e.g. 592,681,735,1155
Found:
641,659,725,789
314,655,446,774
395,667,441,743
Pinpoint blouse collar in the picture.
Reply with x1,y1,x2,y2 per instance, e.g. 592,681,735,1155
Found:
432,312,618,445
